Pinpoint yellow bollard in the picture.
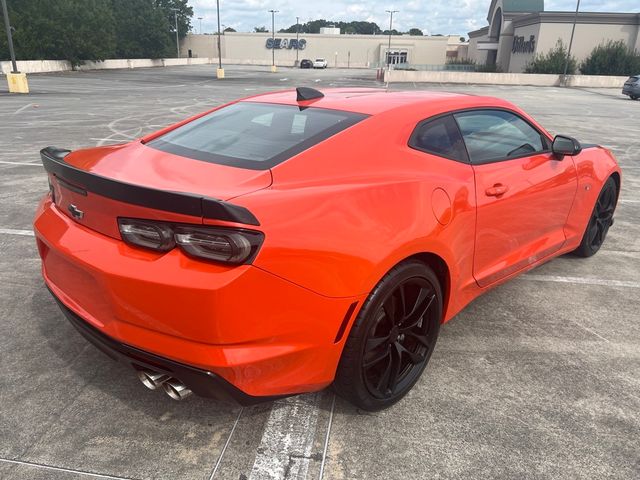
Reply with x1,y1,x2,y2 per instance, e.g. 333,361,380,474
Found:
270,65,277,73
216,68,225,79
7,72,29,93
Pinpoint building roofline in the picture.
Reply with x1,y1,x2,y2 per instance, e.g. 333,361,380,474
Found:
468,26,489,38
512,11,640,28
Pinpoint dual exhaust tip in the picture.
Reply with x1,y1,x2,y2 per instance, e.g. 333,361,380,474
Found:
137,369,192,400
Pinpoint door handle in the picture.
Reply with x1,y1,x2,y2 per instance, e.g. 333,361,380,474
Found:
485,184,508,197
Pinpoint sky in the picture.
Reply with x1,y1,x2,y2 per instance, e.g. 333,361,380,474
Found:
189,0,638,37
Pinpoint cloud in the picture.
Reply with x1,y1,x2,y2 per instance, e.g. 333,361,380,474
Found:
189,0,637,36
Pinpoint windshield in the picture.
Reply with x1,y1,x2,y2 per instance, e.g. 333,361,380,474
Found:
146,102,367,170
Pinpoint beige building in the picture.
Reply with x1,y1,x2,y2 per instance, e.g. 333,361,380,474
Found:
181,31,449,68
468,0,640,72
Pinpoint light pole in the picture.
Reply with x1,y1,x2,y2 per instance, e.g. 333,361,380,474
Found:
198,16,202,34
563,0,581,82
1,0,17,73
386,10,398,69
1,0,28,92
171,8,180,57
269,9,279,72
216,0,224,78
295,16,300,66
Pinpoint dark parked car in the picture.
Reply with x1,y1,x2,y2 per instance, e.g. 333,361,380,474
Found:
622,75,640,100
300,59,312,69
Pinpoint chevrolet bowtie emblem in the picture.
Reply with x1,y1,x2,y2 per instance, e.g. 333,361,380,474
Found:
68,204,84,220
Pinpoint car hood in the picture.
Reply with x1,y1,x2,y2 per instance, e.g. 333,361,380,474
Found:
63,141,272,202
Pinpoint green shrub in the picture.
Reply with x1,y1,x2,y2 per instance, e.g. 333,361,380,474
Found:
580,40,640,76
525,39,576,74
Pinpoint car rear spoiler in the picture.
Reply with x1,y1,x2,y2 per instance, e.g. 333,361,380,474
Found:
40,147,260,226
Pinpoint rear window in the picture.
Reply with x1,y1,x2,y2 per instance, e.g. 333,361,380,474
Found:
147,102,367,170
628,76,639,82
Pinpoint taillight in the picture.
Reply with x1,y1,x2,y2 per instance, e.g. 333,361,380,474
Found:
119,219,175,252
117,218,263,265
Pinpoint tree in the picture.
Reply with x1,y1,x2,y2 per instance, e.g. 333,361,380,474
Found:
580,40,640,76
254,26,268,32
154,0,193,40
278,19,381,35
408,28,423,36
524,39,576,74
382,29,402,36
0,0,116,67
112,0,172,59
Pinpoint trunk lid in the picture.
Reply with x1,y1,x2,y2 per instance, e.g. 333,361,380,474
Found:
44,143,270,239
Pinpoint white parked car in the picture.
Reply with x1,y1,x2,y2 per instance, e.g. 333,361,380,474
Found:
313,58,328,69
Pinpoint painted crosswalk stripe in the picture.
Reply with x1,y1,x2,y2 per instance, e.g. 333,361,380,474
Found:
249,393,321,480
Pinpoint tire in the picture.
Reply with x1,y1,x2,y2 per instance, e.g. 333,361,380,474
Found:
573,176,618,257
333,260,442,411
631,95,638,100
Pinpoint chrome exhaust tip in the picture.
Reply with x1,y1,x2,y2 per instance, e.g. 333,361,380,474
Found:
163,378,192,400
137,370,171,390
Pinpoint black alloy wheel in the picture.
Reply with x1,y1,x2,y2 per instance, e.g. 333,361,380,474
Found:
574,177,617,257
334,260,442,411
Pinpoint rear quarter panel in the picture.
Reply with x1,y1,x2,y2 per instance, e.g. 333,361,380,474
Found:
231,110,479,320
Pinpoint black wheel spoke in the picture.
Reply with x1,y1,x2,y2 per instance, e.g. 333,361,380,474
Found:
397,284,406,321
366,334,390,352
405,331,430,348
401,292,435,331
382,295,397,323
363,346,391,368
385,343,403,392
397,342,424,365
375,356,393,393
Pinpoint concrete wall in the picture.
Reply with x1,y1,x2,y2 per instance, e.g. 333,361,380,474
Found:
384,69,629,87
182,32,449,68
1,57,214,74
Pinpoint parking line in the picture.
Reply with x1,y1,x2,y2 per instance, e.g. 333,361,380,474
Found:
0,160,41,166
0,458,136,480
248,393,322,480
318,394,337,480
0,228,34,236
13,103,36,114
209,407,244,480
522,274,640,289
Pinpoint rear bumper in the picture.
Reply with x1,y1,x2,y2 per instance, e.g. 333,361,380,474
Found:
49,287,282,405
622,86,639,96
34,196,364,397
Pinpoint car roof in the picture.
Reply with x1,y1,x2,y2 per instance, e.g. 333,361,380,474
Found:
242,88,514,116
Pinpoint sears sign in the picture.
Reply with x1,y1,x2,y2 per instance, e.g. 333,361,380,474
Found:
266,38,307,50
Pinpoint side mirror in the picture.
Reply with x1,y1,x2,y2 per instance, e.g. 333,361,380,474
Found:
552,135,582,158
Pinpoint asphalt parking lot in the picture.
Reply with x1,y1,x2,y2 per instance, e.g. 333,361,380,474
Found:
1,64,639,480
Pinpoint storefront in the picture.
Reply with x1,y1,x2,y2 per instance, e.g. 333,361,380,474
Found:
181,31,451,68
468,0,640,72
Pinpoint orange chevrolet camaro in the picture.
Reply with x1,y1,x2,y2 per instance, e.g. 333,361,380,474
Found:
34,87,621,410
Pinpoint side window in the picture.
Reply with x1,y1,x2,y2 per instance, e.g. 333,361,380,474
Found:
409,115,469,163
454,110,548,164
